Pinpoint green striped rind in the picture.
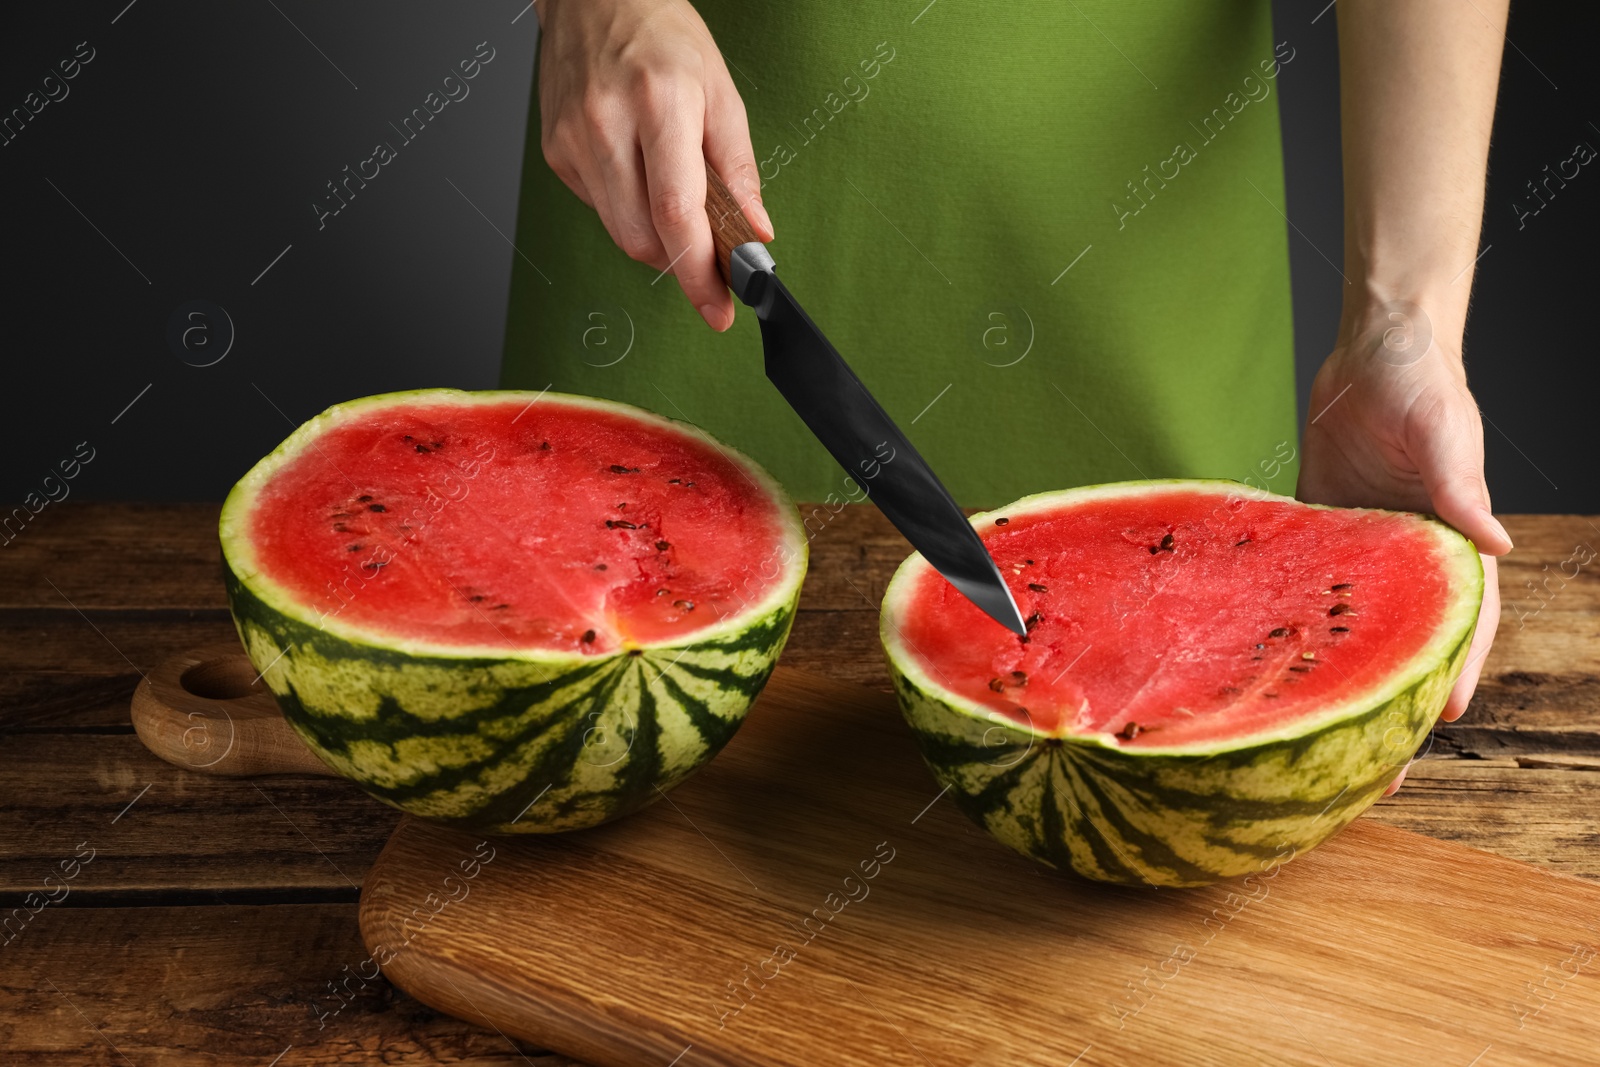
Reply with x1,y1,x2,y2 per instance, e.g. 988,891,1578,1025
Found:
220,389,807,834
881,480,1483,887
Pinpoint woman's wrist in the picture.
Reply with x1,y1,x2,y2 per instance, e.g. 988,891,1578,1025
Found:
1335,270,1470,371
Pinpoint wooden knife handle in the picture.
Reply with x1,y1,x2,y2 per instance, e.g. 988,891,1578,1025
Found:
130,641,340,778
704,161,762,287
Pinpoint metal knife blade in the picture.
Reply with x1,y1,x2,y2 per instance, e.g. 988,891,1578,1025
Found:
703,166,1025,635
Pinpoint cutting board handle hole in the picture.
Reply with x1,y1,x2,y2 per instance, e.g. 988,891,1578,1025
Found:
180,654,263,701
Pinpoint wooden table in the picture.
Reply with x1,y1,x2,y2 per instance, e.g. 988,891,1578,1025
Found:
2,505,1597,1065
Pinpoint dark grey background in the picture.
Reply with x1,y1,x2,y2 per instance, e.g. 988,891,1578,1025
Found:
1,1,1592,510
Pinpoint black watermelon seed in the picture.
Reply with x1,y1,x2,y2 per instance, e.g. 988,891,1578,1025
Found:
470,595,486,602
333,523,348,532
493,603,509,610
358,495,372,502
668,478,681,484
1251,656,1263,661
1263,692,1278,699
1329,603,1351,616
415,444,430,453
540,441,551,450
656,540,670,551
1118,721,1142,740
1289,665,1311,673
594,563,608,571
988,678,1006,693
347,544,361,552
1332,583,1353,591
1011,670,1028,686
362,560,387,571
1269,627,1289,638
673,599,695,611
1028,583,1048,593
368,504,386,512
1025,559,1035,566
995,517,1010,526
1236,538,1252,546
402,436,412,442
610,464,638,474
606,520,638,530
685,481,696,487
656,588,669,596
1149,546,1160,555
1331,625,1349,633
581,629,596,643
1160,533,1175,551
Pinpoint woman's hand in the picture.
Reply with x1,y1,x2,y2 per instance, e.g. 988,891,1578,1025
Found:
1297,299,1511,795
535,0,771,330
1313,0,1509,796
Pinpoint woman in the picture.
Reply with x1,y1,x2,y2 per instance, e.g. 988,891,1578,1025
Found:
504,0,1511,792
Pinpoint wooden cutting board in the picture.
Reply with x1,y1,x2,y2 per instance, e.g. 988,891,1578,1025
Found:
137,645,1600,1067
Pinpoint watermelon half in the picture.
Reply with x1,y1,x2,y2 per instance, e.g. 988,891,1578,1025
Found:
880,480,1483,887
220,389,806,833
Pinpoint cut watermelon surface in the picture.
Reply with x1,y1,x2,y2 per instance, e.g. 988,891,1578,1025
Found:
881,481,1483,886
221,390,806,833
241,393,795,653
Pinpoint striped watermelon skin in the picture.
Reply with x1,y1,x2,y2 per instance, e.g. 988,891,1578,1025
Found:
229,573,796,833
221,390,806,834
881,482,1483,887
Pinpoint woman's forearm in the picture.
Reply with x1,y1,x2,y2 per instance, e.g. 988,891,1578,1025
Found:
1336,0,1508,344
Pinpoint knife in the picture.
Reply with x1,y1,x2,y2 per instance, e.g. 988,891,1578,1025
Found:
702,165,1026,636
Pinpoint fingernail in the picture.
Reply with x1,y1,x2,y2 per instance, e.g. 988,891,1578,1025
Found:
698,304,727,331
752,199,774,239
1486,513,1513,551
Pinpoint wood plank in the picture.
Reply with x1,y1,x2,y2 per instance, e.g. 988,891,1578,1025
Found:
360,670,1600,1067
0,503,226,610
0,904,571,1065
0,611,236,731
1366,759,1600,882
0,733,391,899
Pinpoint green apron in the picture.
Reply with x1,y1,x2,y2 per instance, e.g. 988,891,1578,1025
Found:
502,2,1299,508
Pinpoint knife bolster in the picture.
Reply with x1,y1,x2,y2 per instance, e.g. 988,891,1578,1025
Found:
729,242,777,310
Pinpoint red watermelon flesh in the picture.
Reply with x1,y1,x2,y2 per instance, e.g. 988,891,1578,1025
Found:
895,484,1464,748
243,394,795,654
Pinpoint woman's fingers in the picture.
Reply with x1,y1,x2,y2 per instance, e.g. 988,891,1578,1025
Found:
704,83,773,242
589,119,670,270
638,83,731,330
1442,554,1499,722
1410,385,1514,555
1383,762,1411,797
